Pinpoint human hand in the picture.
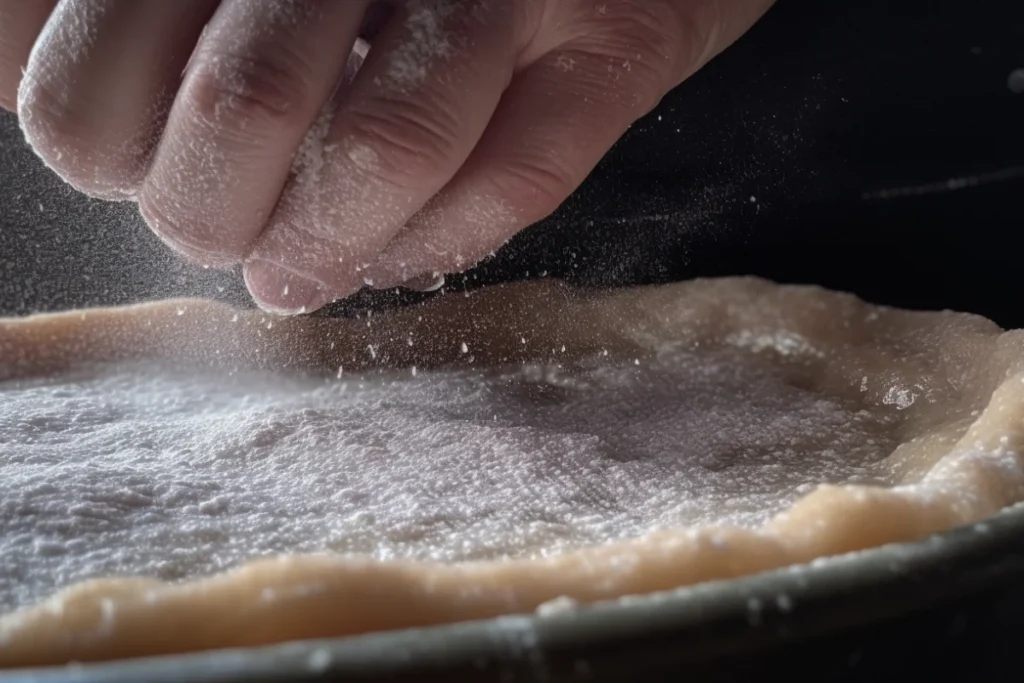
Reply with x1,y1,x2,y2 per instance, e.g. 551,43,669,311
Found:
1,0,773,313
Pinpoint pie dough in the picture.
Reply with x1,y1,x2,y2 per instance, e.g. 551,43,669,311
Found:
1,277,1023,668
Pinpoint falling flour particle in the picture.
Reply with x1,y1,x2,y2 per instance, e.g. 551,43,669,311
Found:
1008,68,1024,94
536,595,579,616
746,597,763,625
307,648,332,672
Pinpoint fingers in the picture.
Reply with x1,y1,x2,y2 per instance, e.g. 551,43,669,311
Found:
367,0,775,287
16,0,219,199
10,0,771,315
137,0,369,266
243,0,521,313
362,51,626,288
0,0,56,112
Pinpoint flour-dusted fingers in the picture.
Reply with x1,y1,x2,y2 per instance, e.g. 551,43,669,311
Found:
137,0,368,266
242,0,529,314
15,0,218,199
0,0,56,112
365,0,776,288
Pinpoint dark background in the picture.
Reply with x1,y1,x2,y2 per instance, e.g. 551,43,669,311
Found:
2,0,1023,323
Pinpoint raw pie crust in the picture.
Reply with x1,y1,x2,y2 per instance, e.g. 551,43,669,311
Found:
2,277,1024,668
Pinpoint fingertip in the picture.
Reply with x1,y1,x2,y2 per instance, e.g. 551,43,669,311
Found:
243,260,334,315
137,192,241,269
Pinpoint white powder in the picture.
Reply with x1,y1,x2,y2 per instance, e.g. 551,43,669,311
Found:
378,0,457,91
882,384,921,410
288,37,369,185
290,102,338,184
725,330,826,358
0,348,895,611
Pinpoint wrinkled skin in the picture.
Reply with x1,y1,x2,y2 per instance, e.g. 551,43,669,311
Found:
0,0,773,313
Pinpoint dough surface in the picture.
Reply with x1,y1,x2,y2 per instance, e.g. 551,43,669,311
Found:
1,277,1023,668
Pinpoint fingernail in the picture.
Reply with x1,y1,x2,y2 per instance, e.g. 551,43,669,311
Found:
402,272,446,292
358,266,409,291
243,261,331,315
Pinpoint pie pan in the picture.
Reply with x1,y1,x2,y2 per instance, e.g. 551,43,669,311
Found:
3,502,1022,683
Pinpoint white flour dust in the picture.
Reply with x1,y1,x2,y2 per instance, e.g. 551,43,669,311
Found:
0,349,895,611
290,103,338,185
378,0,458,91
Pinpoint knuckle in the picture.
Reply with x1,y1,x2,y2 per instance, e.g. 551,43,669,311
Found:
579,0,692,109
593,0,694,63
490,152,576,221
343,95,462,187
662,0,729,74
185,47,314,134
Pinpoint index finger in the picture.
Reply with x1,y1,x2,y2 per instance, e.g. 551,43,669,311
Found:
243,0,529,313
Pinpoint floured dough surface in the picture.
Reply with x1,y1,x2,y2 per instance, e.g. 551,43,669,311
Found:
1,277,1024,668
0,352,895,612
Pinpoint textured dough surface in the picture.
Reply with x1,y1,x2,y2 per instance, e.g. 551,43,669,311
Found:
0,349,897,611
1,277,1024,668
